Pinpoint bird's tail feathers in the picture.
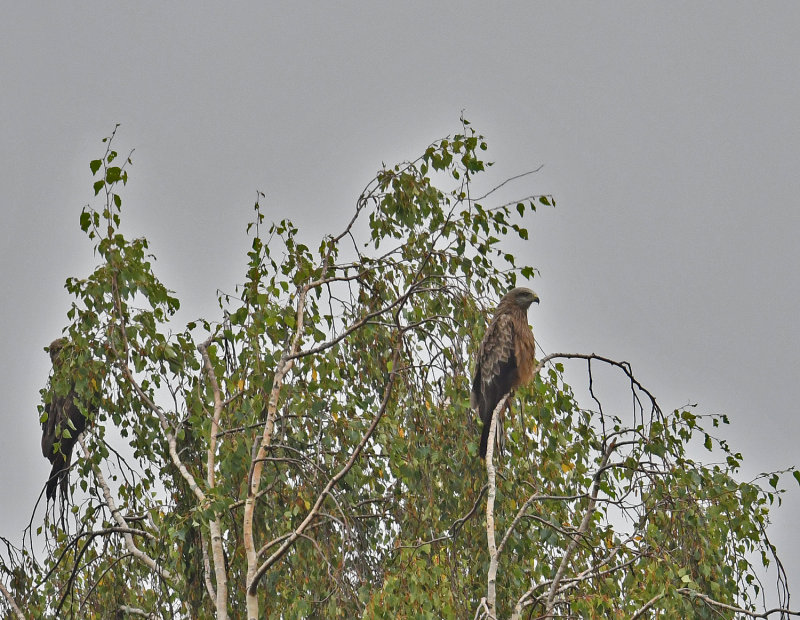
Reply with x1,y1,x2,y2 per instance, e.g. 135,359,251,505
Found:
45,453,71,502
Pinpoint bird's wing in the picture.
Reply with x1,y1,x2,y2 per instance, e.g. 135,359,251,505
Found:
473,313,518,419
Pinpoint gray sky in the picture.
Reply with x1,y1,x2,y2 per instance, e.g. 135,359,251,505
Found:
3,1,799,603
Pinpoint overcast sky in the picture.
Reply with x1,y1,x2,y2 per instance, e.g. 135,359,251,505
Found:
2,1,799,604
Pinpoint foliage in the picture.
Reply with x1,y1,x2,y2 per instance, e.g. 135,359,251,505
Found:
0,121,795,619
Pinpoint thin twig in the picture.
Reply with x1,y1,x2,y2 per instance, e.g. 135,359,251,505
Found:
675,588,800,618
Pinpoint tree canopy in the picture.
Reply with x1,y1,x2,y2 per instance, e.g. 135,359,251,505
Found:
1,121,797,619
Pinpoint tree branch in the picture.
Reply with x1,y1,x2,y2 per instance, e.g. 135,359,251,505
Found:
533,353,661,417
200,529,217,604
248,345,403,593
77,438,172,582
117,604,157,618
110,338,207,507
198,337,229,620
675,588,800,618
244,283,311,619
629,591,668,619
485,394,510,618
0,581,25,620
542,439,617,617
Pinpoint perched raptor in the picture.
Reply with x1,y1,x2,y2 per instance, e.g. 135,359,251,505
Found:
41,338,91,501
471,287,539,459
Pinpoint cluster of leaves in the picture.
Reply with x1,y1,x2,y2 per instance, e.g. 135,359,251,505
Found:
0,121,794,619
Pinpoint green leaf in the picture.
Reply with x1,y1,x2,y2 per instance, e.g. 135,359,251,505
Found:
90,159,102,175
93,179,105,195
106,166,122,183
793,470,800,486
80,210,91,232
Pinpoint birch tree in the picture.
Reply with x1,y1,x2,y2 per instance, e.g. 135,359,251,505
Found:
1,121,796,619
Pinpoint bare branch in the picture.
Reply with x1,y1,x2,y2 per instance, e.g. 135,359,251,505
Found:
117,605,157,618
0,581,25,620
497,489,540,557
244,283,312,619
198,337,229,620
630,591,668,619
286,291,411,361
472,166,544,202
484,394,510,617
451,484,489,536
110,338,207,506
675,588,800,618
533,352,661,417
77,438,172,582
394,485,488,553
474,597,494,620
248,346,403,593
200,529,217,604
543,439,618,617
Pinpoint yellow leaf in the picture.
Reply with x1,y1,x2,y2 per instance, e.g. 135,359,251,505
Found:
398,427,405,438
312,367,318,382
237,379,245,391
561,461,574,473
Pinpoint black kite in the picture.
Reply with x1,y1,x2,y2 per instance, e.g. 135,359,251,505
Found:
41,338,92,501
471,287,539,459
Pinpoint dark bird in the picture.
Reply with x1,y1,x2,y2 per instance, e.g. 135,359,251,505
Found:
41,338,91,501
471,287,539,459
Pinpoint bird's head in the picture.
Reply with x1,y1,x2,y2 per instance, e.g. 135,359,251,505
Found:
504,287,539,310
47,338,68,364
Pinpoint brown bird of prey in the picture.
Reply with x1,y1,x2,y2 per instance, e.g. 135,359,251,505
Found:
471,287,539,459
41,338,90,501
